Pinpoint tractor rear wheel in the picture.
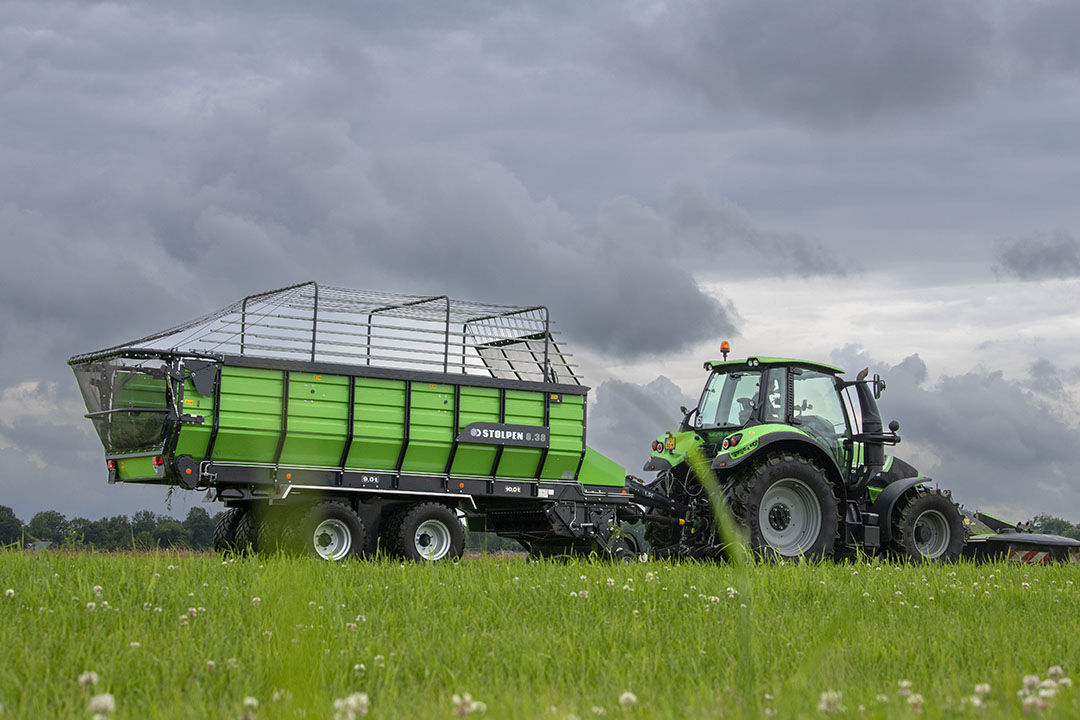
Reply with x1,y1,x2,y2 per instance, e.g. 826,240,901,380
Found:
889,488,966,562
394,502,464,562
213,507,244,553
731,452,840,559
295,501,365,561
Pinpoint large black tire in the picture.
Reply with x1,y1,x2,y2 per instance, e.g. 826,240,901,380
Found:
730,452,840,559
234,508,260,554
294,501,365,561
889,488,967,562
255,506,295,555
394,502,464,562
213,508,243,553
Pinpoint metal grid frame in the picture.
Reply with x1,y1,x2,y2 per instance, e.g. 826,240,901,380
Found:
70,282,580,384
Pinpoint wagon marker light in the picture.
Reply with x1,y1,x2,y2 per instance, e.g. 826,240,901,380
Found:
153,456,165,466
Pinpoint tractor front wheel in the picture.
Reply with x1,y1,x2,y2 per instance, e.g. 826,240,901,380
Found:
731,452,840,559
890,489,966,562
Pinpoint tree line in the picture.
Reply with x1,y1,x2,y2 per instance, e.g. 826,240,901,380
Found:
0,504,524,553
0,504,219,551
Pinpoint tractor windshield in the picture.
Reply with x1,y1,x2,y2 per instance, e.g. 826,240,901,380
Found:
696,370,761,429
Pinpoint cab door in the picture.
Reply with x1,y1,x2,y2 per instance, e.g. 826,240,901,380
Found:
789,369,854,475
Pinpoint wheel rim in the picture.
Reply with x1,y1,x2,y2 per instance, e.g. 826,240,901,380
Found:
758,478,823,556
414,519,452,561
312,518,352,560
913,509,951,559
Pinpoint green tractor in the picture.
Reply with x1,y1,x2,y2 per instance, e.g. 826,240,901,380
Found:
632,350,968,561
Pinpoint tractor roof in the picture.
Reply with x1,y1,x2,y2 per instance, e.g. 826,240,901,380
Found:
703,357,845,375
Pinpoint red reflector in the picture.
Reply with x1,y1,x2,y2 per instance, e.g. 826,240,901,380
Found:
728,434,742,448
107,460,116,469
153,456,165,466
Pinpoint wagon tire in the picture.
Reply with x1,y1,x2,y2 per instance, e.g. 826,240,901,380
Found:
295,501,365,561
256,507,294,555
889,488,967,562
395,502,464,563
213,507,244,553
729,451,839,560
234,508,260,554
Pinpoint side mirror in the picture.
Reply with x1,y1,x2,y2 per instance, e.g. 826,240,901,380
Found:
680,406,689,415
873,374,887,399
889,420,900,432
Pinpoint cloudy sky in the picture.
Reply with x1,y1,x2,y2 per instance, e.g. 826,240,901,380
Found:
3,0,1080,525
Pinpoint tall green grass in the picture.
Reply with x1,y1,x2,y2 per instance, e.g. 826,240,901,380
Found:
1,551,1077,718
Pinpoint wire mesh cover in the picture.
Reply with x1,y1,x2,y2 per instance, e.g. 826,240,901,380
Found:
72,357,171,452
69,282,579,385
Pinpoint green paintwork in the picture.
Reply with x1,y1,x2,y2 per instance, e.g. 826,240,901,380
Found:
577,447,626,487
116,455,157,481
159,361,617,486
646,423,817,470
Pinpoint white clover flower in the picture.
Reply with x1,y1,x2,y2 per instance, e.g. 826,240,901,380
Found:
129,641,140,648
452,693,486,716
3,589,12,598
251,597,261,607
242,696,258,709
93,585,103,596
1023,675,1041,690
618,691,638,709
1047,666,1064,680
1038,688,1057,700
86,602,96,611
346,622,358,632
1022,695,1048,712
87,693,115,715
206,660,215,671
334,692,370,720
726,587,738,598
607,578,615,587
907,693,924,713
975,683,991,696
373,654,385,668
271,689,292,703
968,695,984,708
898,680,913,697
78,671,100,686
580,590,589,599
817,690,845,714
1059,677,1073,688
1022,582,1031,590
875,694,889,704
591,706,607,715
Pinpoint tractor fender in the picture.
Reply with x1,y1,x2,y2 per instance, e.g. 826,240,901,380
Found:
870,476,927,543
711,432,847,498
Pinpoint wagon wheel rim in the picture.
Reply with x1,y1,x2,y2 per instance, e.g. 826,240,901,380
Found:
913,509,951,559
758,477,822,556
414,519,452,561
312,518,352,560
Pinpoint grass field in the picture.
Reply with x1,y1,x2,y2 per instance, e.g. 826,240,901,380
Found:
1,551,1078,719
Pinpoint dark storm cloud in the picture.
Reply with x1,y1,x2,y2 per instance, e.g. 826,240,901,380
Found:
830,345,1080,520
614,0,1080,130
587,376,696,472
995,231,1080,280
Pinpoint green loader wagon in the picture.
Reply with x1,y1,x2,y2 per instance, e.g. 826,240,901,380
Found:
70,282,634,561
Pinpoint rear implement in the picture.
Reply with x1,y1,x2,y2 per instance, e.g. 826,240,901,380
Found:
70,282,632,561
